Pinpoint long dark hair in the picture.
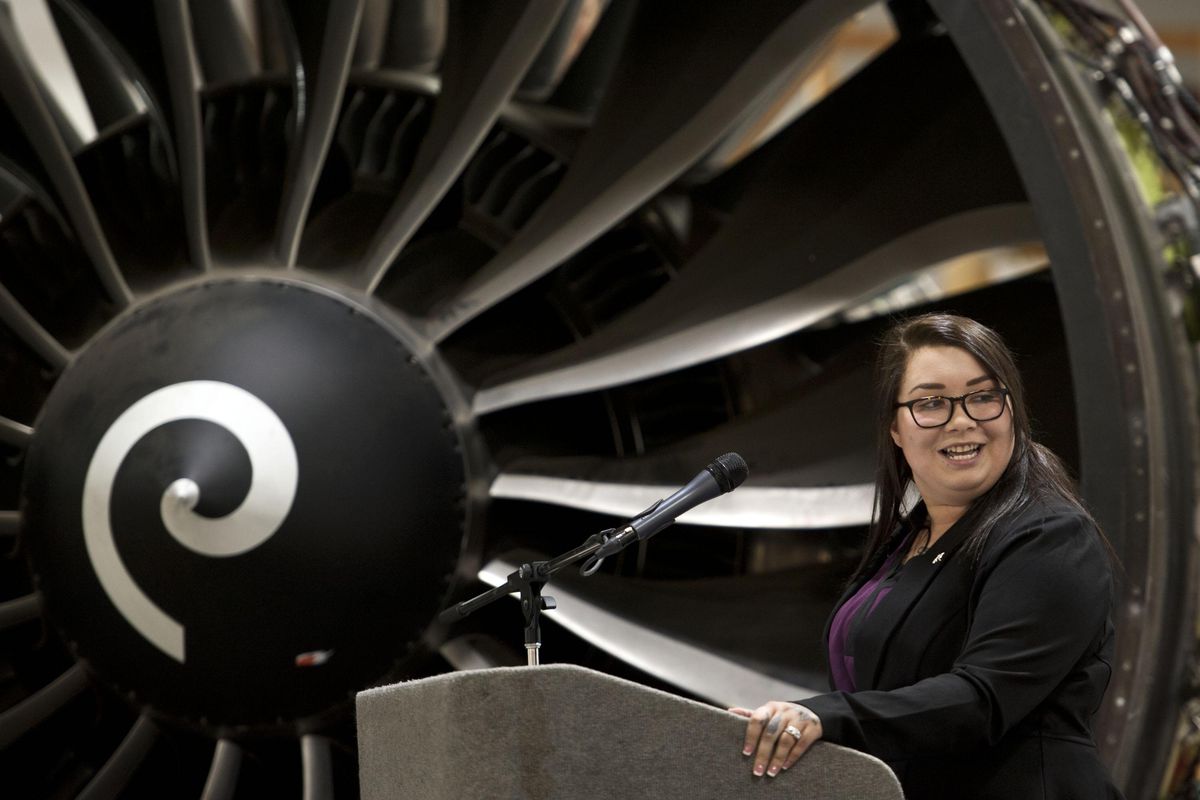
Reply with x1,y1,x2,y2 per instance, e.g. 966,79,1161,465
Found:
854,313,1106,579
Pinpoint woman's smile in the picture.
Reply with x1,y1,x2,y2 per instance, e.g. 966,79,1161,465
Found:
939,442,984,463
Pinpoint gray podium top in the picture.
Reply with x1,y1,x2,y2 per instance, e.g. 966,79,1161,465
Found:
357,664,902,800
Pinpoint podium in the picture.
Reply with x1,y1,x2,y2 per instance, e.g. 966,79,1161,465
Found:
357,664,903,799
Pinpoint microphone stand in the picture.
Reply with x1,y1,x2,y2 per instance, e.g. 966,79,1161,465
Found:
438,454,745,666
437,528,627,666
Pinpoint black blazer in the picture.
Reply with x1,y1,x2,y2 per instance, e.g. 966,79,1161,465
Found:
800,497,1124,800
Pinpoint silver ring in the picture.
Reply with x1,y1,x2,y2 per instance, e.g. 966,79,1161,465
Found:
784,724,803,740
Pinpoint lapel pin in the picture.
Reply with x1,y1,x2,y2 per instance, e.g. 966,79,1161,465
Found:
932,552,945,564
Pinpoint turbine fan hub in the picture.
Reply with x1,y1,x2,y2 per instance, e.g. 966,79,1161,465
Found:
21,277,466,734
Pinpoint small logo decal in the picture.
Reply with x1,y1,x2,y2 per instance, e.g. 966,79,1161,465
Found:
295,650,335,668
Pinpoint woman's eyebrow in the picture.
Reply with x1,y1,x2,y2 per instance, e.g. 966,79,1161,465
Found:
907,375,992,393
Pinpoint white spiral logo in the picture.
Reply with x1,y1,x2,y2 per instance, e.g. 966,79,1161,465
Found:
81,381,299,662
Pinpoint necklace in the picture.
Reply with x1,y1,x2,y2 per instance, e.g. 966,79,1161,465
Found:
906,523,932,562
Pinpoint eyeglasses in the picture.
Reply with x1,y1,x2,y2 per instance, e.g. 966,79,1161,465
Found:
894,388,1010,428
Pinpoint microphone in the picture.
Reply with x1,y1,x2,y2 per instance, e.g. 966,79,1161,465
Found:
593,453,748,558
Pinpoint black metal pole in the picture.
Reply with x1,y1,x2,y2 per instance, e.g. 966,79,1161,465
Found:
437,531,616,664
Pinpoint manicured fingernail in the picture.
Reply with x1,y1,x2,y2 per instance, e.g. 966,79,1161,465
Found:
767,766,779,777
743,747,752,756
754,764,765,776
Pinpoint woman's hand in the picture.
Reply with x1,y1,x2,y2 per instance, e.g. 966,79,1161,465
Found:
729,701,823,778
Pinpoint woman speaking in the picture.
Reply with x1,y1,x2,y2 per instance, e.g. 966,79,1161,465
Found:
733,314,1123,799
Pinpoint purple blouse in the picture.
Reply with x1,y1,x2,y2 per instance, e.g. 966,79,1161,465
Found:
827,532,913,692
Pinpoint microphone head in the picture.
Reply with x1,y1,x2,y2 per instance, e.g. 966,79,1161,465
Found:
707,452,748,493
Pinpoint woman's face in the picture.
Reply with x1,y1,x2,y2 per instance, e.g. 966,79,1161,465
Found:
891,346,1015,509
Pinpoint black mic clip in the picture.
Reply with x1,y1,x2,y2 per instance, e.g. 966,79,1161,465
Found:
580,528,616,575
578,520,640,576
591,495,666,563
580,497,666,568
